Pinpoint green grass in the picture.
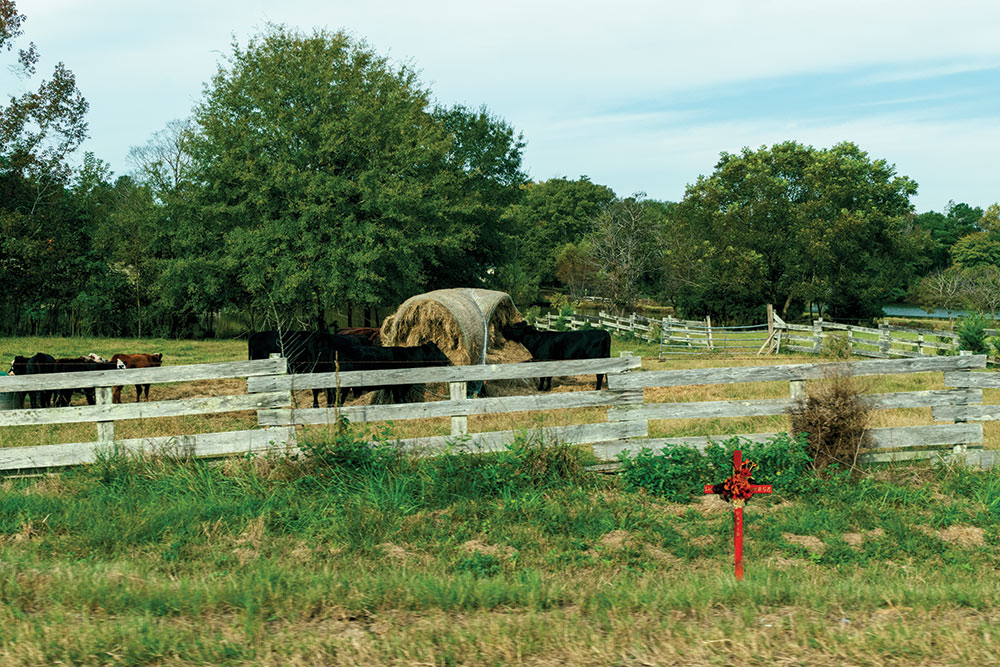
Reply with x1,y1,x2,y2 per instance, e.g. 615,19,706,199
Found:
2,436,1000,664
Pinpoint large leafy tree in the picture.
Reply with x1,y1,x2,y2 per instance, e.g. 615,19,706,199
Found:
498,176,617,294
0,0,97,335
913,201,984,271
188,25,525,328
670,141,921,322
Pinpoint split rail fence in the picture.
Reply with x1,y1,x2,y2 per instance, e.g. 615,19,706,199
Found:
0,354,996,473
533,311,771,357
535,309,998,363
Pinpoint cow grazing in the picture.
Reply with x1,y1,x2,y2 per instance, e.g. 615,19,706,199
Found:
110,353,163,403
248,331,365,408
248,331,450,407
502,321,612,391
50,357,125,407
332,341,452,404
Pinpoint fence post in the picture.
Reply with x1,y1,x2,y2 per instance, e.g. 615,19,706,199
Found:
847,326,854,355
96,386,114,445
705,316,713,350
659,317,669,359
878,323,891,357
790,379,806,402
813,318,823,354
450,381,468,436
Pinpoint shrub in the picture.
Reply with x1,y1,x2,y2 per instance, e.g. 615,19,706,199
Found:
789,373,872,470
703,433,814,495
502,433,587,489
618,433,814,502
956,311,994,355
822,333,851,359
618,444,710,502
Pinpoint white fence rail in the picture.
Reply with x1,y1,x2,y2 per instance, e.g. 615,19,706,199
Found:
1,354,996,472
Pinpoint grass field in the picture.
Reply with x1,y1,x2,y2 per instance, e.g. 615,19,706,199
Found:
2,336,1000,664
1,436,999,665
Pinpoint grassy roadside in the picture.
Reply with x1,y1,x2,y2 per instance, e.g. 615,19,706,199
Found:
1,433,999,665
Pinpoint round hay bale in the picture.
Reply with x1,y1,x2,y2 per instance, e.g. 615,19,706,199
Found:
381,288,531,366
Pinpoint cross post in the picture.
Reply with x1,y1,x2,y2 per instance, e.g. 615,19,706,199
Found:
704,449,772,580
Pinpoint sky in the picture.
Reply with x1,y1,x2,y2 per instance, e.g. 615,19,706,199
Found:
7,0,1000,212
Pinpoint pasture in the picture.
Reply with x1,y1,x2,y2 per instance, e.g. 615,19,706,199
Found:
2,336,999,664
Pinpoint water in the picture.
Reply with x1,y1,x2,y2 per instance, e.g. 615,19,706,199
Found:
880,304,986,320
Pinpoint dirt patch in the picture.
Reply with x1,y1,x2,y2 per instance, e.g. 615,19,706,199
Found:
237,516,265,548
770,555,811,569
782,533,826,553
695,495,732,516
462,539,515,558
378,542,411,560
599,530,633,549
936,525,985,547
842,532,864,547
644,545,682,566
842,528,885,547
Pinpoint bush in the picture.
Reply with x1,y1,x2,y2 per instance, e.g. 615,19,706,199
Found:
789,373,872,470
618,433,813,502
703,433,814,495
956,311,995,355
822,333,851,359
618,444,710,502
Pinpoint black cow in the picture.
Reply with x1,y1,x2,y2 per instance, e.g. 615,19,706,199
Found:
333,342,452,404
248,330,369,408
502,321,612,391
9,353,56,408
50,357,125,407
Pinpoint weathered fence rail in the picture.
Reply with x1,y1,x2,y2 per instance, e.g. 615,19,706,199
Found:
1,354,996,472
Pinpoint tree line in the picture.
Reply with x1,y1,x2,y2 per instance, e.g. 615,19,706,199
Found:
1,7,997,337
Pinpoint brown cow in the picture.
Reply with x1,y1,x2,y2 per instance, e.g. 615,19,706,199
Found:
111,353,163,403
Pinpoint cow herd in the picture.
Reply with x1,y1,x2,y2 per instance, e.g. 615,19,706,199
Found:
5,321,612,410
6,352,162,409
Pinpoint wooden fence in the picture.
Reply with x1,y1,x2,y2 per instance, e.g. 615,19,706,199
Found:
0,354,996,472
533,311,771,357
536,308,998,363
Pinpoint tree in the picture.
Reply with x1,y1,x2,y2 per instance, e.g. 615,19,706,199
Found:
127,118,195,197
188,26,526,328
963,265,1000,315
554,240,596,300
913,201,984,270
585,195,662,312
499,176,617,291
0,1,97,335
670,141,920,322
913,266,970,323
0,0,88,192
951,231,1000,268
981,203,1000,234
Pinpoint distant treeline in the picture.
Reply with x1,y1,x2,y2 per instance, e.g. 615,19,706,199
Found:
2,14,998,337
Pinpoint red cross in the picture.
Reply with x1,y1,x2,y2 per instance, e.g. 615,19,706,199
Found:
704,449,772,580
